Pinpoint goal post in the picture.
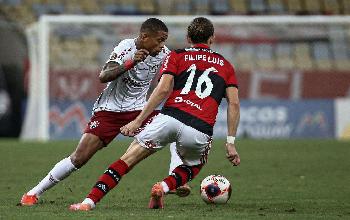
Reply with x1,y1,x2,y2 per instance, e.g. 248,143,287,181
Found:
22,23,49,141
21,15,350,141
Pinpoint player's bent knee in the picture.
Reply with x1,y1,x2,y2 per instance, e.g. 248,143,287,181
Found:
70,137,104,168
70,152,89,168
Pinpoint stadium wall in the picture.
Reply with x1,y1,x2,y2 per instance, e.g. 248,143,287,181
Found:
47,98,350,140
46,70,350,140
238,71,350,99
49,70,350,100
215,100,335,139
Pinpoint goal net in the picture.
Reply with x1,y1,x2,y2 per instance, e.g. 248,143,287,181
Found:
21,15,350,140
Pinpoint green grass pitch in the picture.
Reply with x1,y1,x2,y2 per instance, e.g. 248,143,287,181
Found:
0,139,349,219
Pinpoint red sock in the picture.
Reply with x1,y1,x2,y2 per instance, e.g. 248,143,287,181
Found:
87,159,129,204
163,164,203,191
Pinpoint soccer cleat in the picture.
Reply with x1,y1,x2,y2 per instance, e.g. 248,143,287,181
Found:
69,203,94,211
168,184,191,197
148,182,164,209
20,193,38,206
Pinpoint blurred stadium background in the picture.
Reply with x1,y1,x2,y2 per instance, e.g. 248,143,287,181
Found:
0,0,350,140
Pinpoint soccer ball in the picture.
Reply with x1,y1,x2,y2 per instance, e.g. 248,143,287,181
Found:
200,174,232,204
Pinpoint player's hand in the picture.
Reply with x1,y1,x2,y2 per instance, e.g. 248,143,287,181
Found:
120,119,143,137
133,49,149,63
225,143,240,166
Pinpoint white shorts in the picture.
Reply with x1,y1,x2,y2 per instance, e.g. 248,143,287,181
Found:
135,114,212,166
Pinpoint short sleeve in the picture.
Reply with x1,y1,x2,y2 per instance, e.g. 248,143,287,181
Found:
162,46,171,58
226,63,238,88
106,40,134,65
160,51,178,76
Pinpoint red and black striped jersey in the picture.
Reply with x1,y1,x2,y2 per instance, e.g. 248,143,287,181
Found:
159,44,238,136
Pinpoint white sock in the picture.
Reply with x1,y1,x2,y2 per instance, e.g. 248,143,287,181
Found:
82,198,96,208
169,142,183,175
161,181,170,194
27,157,77,196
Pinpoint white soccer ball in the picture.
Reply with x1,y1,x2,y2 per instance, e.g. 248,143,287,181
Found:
200,174,232,204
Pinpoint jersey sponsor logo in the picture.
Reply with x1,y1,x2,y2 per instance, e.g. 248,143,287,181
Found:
174,96,203,111
148,63,162,74
185,47,211,52
139,63,162,75
122,75,149,88
184,47,216,54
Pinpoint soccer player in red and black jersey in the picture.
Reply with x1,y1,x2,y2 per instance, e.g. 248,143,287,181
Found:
70,17,240,211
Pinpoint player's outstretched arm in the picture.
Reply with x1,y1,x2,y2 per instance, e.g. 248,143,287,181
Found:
225,87,240,166
121,74,174,136
99,49,149,83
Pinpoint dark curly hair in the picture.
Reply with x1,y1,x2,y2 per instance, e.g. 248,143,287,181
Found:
140,18,168,34
187,17,214,44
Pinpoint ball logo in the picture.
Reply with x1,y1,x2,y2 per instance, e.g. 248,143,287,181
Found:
200,175,231,204
205,184,221,198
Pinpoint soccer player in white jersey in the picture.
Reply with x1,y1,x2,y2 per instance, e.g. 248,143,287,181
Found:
70,17,240,211
20,18,189,206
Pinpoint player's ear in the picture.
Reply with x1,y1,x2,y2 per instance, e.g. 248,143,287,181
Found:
208,35,215,45
186,35,192,45
140,32,148,41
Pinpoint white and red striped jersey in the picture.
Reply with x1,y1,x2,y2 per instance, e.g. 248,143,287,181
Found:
93,39,170,113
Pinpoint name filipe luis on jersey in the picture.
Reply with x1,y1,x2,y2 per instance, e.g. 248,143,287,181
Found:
184,47,224,66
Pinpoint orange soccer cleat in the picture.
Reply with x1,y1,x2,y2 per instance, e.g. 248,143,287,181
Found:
168,183,191,197
69,203,94,211
20,193,38,206
148,182,164,209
